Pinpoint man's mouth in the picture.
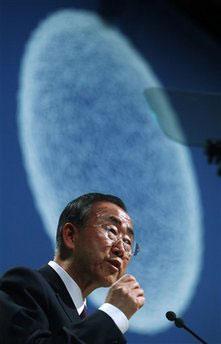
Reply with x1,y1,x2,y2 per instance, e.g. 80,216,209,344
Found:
106,259,121,272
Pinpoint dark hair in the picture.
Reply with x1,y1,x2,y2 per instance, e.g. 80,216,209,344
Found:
56,192,127,258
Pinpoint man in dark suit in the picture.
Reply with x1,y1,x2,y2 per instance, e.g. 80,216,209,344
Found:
0,193,145,343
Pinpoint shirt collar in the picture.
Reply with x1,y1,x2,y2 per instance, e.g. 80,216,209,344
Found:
48,260,86,315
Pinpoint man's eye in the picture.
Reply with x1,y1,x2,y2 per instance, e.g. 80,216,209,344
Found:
123,238,132,246
106,226,118,236
109,227,118,235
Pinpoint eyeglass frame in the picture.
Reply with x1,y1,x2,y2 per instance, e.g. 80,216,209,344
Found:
100,225,140,258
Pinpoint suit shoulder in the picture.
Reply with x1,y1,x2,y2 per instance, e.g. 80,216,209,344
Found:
0,266,49,295
0,266,52,311
1,266,40,282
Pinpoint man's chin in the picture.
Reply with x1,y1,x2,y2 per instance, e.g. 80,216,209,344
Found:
100,272,121,287
96,263,124,286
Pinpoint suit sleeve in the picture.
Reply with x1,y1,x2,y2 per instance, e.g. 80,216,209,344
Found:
0,267,126,344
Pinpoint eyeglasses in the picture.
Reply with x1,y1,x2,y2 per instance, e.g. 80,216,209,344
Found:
66,216,140,258
102,226,140,258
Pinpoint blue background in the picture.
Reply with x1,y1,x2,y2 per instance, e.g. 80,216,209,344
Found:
1,1,221,343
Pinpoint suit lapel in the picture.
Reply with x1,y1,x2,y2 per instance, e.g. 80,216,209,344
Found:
38,264,80,323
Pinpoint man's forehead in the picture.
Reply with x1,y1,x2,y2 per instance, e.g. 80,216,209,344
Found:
90,201,134,236
92,202,131,221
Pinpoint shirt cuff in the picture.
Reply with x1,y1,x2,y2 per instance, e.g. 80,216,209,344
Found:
99,303,129,334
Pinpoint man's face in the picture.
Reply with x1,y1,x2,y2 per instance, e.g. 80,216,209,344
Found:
73,201,134,287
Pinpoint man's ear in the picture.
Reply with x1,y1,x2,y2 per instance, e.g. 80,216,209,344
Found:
61,222,78,250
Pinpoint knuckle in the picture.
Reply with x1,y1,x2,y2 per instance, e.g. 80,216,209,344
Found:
122,286,129,295
140,297,145,306
115,284,127,294
136,296,145,306
127,274,135,280
135,299,140,309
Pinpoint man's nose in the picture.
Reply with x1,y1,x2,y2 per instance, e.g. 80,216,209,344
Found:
111,239,125,258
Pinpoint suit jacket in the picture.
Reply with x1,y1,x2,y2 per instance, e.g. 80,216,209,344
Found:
0,265,126,344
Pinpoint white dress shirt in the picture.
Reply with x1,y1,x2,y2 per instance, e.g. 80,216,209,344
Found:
48,261,129,334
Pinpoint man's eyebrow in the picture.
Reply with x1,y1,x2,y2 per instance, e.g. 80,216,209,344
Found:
106,215,134,238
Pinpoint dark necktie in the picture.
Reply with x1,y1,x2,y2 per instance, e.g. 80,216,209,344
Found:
80,306,87,320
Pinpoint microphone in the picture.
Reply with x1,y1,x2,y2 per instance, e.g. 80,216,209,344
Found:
165,311,208,344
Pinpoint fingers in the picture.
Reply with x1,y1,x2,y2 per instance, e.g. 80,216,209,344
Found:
135,295,145,309
115,274,144,293
137,289,145,296
106,273,146,319
115,274,137,285
118,275,143,289
116,274,145,303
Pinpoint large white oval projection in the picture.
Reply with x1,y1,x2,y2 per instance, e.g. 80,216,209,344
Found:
18,9,203,334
